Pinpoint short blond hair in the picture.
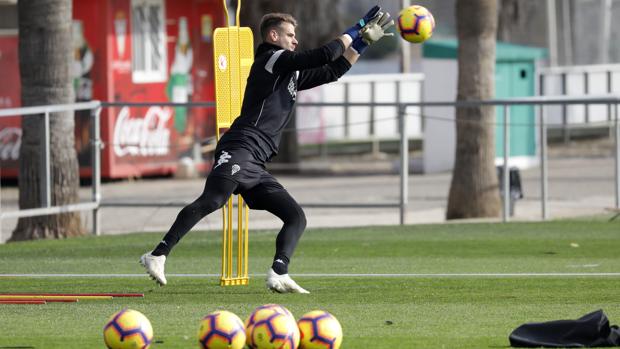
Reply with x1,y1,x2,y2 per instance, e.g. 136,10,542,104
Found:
260,13,297,41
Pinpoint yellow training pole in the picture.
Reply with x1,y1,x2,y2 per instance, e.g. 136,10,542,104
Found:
228,198,233,279
214,0,252,286
244,204,249,277
221,208,226,281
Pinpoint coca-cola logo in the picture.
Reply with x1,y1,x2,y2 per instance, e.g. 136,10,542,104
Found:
0,127,21,161
113,106,172,157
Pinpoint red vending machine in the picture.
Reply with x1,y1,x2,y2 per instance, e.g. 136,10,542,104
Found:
0,0,226,179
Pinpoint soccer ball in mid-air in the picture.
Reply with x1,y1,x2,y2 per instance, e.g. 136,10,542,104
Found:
396,5,435,43
103,308,153,349
246,304,299,349
197,310,246,349
297,310,343,349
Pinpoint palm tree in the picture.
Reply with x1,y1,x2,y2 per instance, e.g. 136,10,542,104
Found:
446,0,501,219
10,0,84,241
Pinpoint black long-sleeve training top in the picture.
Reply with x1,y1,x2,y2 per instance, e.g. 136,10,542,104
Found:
217,39,352,162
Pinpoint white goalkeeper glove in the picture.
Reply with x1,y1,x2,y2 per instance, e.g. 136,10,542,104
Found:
361,11,395,45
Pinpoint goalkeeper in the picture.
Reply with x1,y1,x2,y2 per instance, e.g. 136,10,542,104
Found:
140,6,394,293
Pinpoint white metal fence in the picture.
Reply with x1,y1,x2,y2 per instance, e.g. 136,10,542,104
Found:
538,64,620,140
0,96,618,239
297,73,425,145
0,101,102,238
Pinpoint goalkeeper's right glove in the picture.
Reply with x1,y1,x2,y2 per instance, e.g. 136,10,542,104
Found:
351,11,394,55
361,11,395,45
351,37,369,55
343,5,381,41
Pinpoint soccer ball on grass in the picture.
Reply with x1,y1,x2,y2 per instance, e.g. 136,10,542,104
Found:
103,308,153,349
396,5,435,43
297,310,343,349
245,304,299,349
197,310,246,349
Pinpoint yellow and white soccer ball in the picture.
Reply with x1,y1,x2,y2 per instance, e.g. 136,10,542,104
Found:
246,304,299,349
244,304,295,341
397,5,435,43
297,310,343,349
103,308,154,349
197,310,246,349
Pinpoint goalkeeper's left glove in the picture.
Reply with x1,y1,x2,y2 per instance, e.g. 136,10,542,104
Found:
360,11,395,45
343,5,381,41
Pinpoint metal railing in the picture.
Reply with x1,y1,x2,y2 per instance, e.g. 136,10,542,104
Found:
0,95,618,239
538,64,620,141
297,95,620,222
0,101,103,237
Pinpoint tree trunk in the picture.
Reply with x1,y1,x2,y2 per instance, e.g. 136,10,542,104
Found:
238,1,342,167
10,0,84,241
446,0,501,219
497,0,547,47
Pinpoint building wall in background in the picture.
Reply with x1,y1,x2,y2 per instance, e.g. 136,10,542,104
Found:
0,4,17,30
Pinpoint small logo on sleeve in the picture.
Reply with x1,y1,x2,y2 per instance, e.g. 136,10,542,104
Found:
288,76,297,100
213,151,231,169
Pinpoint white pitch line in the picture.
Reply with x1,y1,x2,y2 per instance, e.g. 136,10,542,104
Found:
1,273,620,278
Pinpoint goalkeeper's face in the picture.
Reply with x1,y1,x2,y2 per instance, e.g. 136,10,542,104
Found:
272,22,298,51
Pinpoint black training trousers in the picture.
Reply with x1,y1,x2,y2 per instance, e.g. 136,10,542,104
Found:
152,167,306,274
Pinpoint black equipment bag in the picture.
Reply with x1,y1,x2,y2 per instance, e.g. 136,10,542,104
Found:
510,310,620,348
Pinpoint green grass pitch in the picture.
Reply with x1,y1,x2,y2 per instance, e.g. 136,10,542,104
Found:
1,218,619,348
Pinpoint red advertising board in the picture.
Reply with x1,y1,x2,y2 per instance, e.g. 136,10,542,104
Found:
0,33,20,178
0,0,225,179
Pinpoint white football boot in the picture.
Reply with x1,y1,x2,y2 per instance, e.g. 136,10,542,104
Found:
139,252,167,286
265,268,310,294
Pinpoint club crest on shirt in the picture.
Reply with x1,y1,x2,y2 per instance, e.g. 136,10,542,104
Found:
288,76,296,100
231,164,240,175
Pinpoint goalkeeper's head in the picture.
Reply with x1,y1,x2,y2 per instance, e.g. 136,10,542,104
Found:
260,13,298,51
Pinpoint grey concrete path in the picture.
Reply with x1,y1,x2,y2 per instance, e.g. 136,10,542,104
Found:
1,155,617,243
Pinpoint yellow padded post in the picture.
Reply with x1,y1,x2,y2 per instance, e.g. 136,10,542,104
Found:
214,0,253,286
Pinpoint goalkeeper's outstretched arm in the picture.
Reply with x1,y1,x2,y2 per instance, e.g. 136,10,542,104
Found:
296,46,359,92
268,5,383,74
